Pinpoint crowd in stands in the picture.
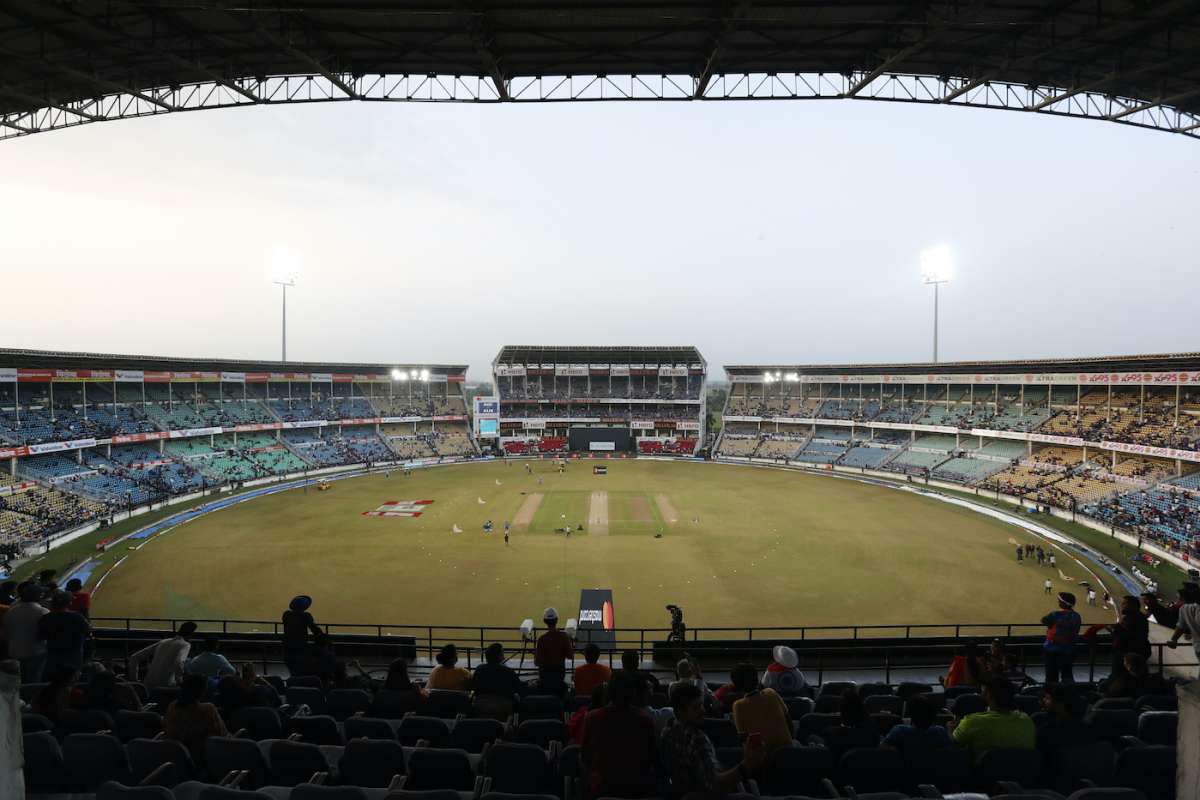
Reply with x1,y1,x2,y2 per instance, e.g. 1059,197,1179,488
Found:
6,591,1192,799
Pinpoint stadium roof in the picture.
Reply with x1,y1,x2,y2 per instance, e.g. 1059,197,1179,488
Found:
495,345,704,365
0,348,467,375
2,2,1199,140
725,351,1200,376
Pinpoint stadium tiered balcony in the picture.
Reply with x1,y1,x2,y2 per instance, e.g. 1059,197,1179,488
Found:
1085,483,1200,547
755,437,804,460
839,444,894,468
981,463,1066,496
142,402,208,430
932,456,1007,484
197,399,276,426
345,433,394,462
885,449,950,474
82,405,160,436
794,438,848,464
390,437,438,461
911,434,959,452
717,436,759,457
269,399,320,422
19,453,92,480
975,439,1028,460
165,438,219,458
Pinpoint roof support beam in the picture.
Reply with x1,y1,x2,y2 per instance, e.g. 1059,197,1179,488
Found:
239,17,358,99
694,0,753,99
0,51,176,111
465,7,510,101
1107,87,1200,120
845,1,994,98
0,117,35,133
0,87,100,121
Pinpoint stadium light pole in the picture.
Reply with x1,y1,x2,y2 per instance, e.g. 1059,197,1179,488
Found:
273,278,295,364
920,246,954,363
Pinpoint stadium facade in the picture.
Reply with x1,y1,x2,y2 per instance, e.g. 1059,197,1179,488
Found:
490,345,706,457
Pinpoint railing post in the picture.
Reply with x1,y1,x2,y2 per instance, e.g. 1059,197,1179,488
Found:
884,651,891,685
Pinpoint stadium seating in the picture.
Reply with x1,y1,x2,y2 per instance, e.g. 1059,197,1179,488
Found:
839,445,894,468
717,436,759,457
932,456,1007,484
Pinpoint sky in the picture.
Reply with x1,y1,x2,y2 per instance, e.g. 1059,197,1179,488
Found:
1,98,1198,381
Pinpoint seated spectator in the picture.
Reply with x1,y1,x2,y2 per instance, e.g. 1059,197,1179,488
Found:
881,694,950,753
633,670,675,736
383,657,427,701
761,645,807,695
570,683,607,745
951,675,1035,763
574,643,612,698
330,659,377,692
473,642,525,698
33,668,80,723
730,663,793,751
1104,652,1171,698
942,639,988,688
426,644,471,691
164,673,227,766
824,689,880,754
239,663,281,707
579,669,657,798
669,656,716,713
1035,684,1094,764
185,638,237,679
661,682,767,799
618,649,661,693
78,667,141,716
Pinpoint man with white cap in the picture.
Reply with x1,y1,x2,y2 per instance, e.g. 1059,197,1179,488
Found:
762,645,807,695
534,606,573,696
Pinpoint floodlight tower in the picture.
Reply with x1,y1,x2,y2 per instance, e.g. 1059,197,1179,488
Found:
920,245,954,363
270,248,301,365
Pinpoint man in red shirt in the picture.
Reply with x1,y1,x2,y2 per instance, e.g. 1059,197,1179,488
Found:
65,579,91,619
574,642,612,697
580,669,657,798
534,607,573,695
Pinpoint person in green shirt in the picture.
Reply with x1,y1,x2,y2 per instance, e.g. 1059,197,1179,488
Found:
950,675,1035,763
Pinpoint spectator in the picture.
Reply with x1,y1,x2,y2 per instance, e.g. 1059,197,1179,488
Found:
281,595,321,677
1166,582,1200,676
426,644,472,691
64,578,91,619
331,659,377,692
129,621,198,689
579,668,658,799
1109,595,1151,676
164,673,227,766
185,638,237,679
33,668,80,723
1041,592,1082,684
824,689,880,755
881,694,950,753
78,667,141,716
473,642,525,698
36,590,90,678
570,683,607,745
5,582,48,682
661,682,767,799
669,656,716,713
761,645,807,695
238,663,282,707
621,649,662,693
951,676,1035,763
943,639,988,688
574,643,612,698
383,658,424,695
297,633,338,685
730,663,792,751
1035,684,1093,764
534,608,573,695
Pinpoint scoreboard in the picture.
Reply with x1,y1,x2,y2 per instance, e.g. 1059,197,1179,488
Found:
474,396,500,439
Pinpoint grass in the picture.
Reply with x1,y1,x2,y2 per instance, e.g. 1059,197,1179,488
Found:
81,460,1127,633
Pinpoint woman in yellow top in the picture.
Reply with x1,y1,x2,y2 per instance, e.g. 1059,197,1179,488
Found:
426,644,472,691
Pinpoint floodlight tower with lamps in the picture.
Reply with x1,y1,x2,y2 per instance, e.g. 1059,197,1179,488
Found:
269,248,301,365
920,245,954,363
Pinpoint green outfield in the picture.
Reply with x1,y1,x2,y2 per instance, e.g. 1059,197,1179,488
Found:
88,459,1119,631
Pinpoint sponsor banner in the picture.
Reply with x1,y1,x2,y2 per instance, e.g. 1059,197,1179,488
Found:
426,374,448,383
0,368,15,382
115,370,143,382
310,373,333,382
332,374,354,383
380,416,423,424
143,371,172,383
28,438,97,454
724,415,762,423
523,420,546,430
730,374,764,384
1028,433,1086,447
245,373,270,383
675,421,701,431
0,446,30,460
589,442,615,451
169,372,220,382
340,417,381,426
447,374,466,383
772,417,815,426
577,589,616,648
233,423,283,433
17,369,54,382
659,366,688,377
282,420,326,429
110,431,169,444
475,400,500,415
49,370,114,381
1101,440,1200,463
433,415,467,422
609,365,630,377
555,365,589,377
220,372,245,383
168,427,222,439
630,421,655,430
971,428,1028,441
601,417,626,424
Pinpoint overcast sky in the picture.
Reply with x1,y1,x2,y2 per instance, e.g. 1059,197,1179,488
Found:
2,99,1197,380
